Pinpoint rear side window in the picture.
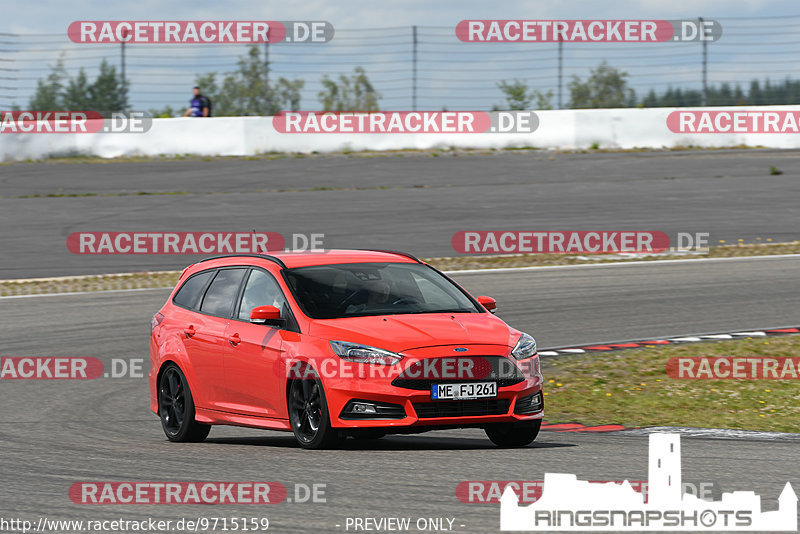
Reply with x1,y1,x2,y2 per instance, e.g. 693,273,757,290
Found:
173,270,214,309
200,269,247,317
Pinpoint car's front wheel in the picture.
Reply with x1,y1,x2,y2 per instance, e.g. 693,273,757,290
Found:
288,378,339,449
158,364,211,442
484,419,541,448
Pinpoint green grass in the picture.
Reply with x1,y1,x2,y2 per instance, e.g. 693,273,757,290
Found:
0,272,179,297
541,335,800,433
0,144,778,166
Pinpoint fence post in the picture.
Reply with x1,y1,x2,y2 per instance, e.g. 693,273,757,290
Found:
264,42,271,115
412,25,418,110
120,31,127,111
700,16,707,106
557,38,563,109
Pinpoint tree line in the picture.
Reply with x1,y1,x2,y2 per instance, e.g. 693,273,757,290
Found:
26,49,800,114
28,59,128,114
27,45,381,116
496,61,800,110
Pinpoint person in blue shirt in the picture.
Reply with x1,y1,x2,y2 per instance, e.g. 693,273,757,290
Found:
184,86,211,117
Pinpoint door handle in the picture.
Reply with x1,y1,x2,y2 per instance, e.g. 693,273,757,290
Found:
228,333,241,346
184,325,196,337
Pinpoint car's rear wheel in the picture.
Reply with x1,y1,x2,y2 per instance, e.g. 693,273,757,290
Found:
288,378,339,449
485,419,541,448
158,364,211,442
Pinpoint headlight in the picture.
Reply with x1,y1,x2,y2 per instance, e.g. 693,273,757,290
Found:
329,341,403,365
511,333,537,360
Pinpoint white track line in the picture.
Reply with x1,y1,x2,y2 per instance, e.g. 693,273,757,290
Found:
0,287,172,300
619,426,800,441
2,253,799,299
447,253,800,275
0,270,178,284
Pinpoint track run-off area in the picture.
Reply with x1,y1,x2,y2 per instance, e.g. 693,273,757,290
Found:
1,149,798,531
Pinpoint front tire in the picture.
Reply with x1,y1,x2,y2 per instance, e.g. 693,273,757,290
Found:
158,364,211,442
485,419,541,448
288,378,339,449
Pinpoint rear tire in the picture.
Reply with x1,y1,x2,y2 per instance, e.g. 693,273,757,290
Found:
288,377,340,449
158,364,211,443
485,419,541,448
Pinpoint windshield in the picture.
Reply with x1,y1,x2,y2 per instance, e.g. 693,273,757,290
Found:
284,262,481,319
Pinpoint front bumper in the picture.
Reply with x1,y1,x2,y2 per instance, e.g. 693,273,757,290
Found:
321,351,544,429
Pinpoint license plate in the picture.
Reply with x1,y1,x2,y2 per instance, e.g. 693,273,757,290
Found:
431,382,497,400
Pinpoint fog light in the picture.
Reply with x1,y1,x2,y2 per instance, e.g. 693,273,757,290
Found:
351,402,377,414
340,399,406,420
514,392,544,415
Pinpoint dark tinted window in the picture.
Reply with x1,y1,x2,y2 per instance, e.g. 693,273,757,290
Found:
199,269,246,317
284,263,479,319
173,270,214,309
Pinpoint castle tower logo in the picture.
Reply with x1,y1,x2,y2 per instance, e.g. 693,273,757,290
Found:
500,433,797,531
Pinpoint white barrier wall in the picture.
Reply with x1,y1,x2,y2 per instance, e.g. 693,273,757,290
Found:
2,106,800,162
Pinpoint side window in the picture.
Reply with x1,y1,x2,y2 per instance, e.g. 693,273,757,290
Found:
173,270,214,310
238,270,287,320
199,269,247,317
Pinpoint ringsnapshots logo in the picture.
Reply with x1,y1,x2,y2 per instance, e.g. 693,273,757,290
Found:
500,433,797,531
0,111,152,134
68,21,333,44
273,111,538,134
456,20,721,43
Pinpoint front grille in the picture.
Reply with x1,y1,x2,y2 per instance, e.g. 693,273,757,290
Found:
392,356,525,390
413,399,511,419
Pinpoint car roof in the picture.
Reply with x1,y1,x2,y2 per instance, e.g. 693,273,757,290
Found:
186,249,421,274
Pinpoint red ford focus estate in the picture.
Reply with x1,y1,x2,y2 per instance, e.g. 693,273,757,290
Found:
149,250,544,449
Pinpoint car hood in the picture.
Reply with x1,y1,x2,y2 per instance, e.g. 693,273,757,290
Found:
308,312,520,353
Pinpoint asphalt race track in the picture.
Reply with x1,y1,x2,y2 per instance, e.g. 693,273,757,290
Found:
2,258,800,531
1,149,800,278
1,150,799,531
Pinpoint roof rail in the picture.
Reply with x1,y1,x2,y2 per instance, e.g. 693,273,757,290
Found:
360,249,422,263
196,254,287,269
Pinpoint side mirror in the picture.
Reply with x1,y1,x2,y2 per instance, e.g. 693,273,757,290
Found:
477,295,497,313
250,305,284,326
